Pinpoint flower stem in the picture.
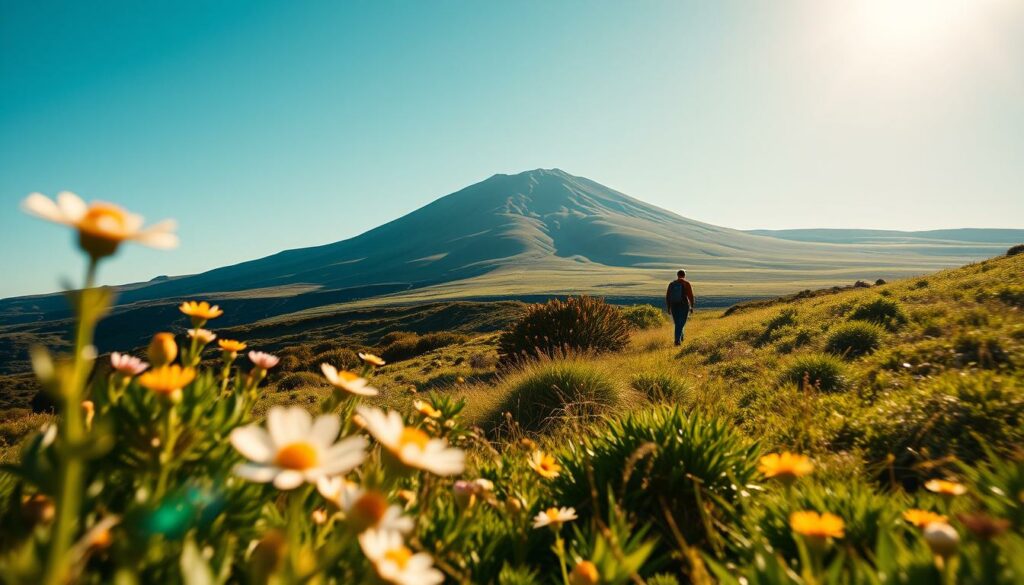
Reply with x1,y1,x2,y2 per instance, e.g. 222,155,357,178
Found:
155,403,178,500
554,531,570,585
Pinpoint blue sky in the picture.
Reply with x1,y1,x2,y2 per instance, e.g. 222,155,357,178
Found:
2,0,1023,297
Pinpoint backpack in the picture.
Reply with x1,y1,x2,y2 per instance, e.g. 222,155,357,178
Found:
668,281,686,305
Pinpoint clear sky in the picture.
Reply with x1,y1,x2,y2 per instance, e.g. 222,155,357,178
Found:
2,0,1023,298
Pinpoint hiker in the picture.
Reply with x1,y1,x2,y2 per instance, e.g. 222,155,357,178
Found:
665,269,695,346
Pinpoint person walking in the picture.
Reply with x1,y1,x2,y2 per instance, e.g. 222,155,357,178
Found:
665,269,695,346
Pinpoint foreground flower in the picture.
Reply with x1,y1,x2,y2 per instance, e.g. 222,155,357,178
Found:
248,351,280,371
413,399,442,419
528,450,562,479
230,406,367,490
569,561,600,585
110,352,148,376
147,332,178,367
359,529,444,585
179,301,223,326
359,352,386,367
790,511,845,547
923,522,960,559
758,452,813,485
22,191,178,259
903,509,948,528
924,479,967,497
138,365,195,400
357,406,465,475
317,477,413,533
218,339,247,354
533,506,578,529
321,363,378,396
187,328,217,344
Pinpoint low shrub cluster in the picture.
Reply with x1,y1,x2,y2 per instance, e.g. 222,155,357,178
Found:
781,353,848,392
849,297,908,330
498,296,630,363
825,321,884,359
492,360,620,432
619,304,666,330
630,371,688,403
380,331,468,362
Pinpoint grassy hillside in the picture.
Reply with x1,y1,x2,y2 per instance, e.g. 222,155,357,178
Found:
2,252,1021,583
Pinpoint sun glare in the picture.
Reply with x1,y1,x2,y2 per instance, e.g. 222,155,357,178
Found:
845,0,974,55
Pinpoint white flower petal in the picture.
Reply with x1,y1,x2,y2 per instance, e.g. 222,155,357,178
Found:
273,470,305,490
309,414,341,448
56,191,87,222
267,406,311,446
357,406,403,448
319,435,368,475
133,220,179,249
320,363,338,384
234,463,279,483
22,193,69,224
230,425,276,462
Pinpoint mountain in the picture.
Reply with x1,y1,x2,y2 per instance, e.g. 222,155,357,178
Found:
0,168,1011,369
747,228,1024,254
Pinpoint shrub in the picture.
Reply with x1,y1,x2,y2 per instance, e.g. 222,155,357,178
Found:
381,331,469,362
311,347,359,371
553,407,760,557
498,296,630,363
468,352,498,370
630,372,688,403
1007,244,1024,256
493,360,619,432
874,278,887,286
275,371,327,391
378,331,417,346
781,353,847,392
849,297,908,330
834,372,1024,487
825,322,884,359
755,308,798,346
619,304,665,330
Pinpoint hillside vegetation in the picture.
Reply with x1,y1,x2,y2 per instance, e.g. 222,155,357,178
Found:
3,240,1022,583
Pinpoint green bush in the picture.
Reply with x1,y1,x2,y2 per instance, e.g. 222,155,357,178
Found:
781,353,848,392
275,371,327,391
825,321,884,359
756,308,798,346
498,296,630,363
834,372,1024,487
1007,243,1024,256
493,360,619,432
381,331,469,362
619,304,665,330
310,347,359,370
630,372,688,403
849,297,908,330
553,407,760,557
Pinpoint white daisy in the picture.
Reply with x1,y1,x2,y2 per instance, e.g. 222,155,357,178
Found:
187,328,217,344
321,363,379,396
316,477,413,534
248,351,280,370
230,406,367,490
110,352,148,376
356,406,465,476
532,506,578,529
359,529,444,585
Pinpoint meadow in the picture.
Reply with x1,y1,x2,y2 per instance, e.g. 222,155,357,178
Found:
0,194,1022,584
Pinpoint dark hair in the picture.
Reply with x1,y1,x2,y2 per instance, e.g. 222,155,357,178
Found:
677,269,686,278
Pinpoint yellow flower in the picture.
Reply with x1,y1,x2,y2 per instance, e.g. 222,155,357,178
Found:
924,479,967,497
147,332,178,367
528,451,562,479
903,509,948,528
218,339,247,356
22,191,177,259
138,365,196,399
569,561,600,585
758,452,813,485
179,301,223,327
358,352,386,367
413,399,442,419
789,511,845,546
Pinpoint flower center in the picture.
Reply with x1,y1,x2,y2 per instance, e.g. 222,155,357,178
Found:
274,442,318,470
337,370,360,383
545,508,560,521
351,492,388,527
398,427,430,451
383,546,413,569
78,205,129,239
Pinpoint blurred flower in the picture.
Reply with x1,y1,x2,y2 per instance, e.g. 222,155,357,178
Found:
519,438,537,450
147,332,178,367
321,364,378,396
359,352,386,367
396,489,417,508
21,494,55,526
249,351,280,370
22,191,178,259
311,508,329,525
179,301,223,327
789,511,845,548
758,452,813,485
82,400,95,430
187,328,217,344
924,479,967,497
452,480,478,508
357,406,465,476
359,529,444,585
317,477,413,533
923,522,960,559
230,406,367,490
569,561,600,585
455,376,465,384
218,339,247,353
533,506,577,529
138,365,195,400
413,399,442,419
903,509,947,528
110,352,148,376
957,513,1010,540
528,451,562,479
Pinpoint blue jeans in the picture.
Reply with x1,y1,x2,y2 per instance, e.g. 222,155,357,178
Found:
670,303,690,345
